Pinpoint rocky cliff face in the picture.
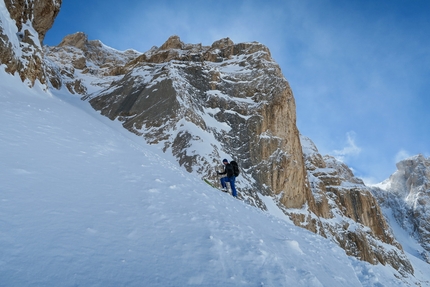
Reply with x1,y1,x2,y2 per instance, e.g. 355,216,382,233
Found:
301,136,413,275
51,34,314,211
4,0,60,43
371,154,430,263
43,33,417,275
0,0,61,85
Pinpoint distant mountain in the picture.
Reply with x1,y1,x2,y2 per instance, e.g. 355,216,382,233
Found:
371,154,430,263
1,0,429,280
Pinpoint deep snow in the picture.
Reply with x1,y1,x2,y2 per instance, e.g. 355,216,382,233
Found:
0,69,429,286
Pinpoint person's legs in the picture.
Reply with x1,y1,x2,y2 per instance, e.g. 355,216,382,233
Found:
229,177,237,197
220,177,228,189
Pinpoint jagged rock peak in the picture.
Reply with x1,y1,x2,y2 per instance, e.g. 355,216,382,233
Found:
382,154,430,197
58,32,89,50
159,35,184,50
211,37,234,49
158,35,234,51
138,35,271,64
44,32,141,93
56,32,106,53
396,154,430,177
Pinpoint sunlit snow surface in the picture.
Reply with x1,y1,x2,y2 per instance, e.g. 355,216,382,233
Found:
0,69,428,286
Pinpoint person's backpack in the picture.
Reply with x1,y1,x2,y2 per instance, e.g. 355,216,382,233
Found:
225,164,234,177
230,161,240,177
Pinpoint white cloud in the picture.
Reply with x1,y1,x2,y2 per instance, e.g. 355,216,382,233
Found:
332,131,361,162
394,149,411,163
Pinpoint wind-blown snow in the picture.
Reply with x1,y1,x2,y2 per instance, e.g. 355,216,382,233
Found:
0,67,429,286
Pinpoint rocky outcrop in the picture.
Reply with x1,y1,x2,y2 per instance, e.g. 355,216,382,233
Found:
85,35,314,211
0,0,61,85
371,154,430,263
44,32,140,93
301,136,413,275
4,0,61,43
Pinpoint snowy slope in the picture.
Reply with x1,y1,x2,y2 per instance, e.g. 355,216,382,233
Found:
379,205,430,285
0,69,428,286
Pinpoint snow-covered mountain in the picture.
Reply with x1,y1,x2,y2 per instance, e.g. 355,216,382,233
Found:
4,63,430,287
44,31,419,274
45,32,311,214
1,1,430,285
371,154,430,264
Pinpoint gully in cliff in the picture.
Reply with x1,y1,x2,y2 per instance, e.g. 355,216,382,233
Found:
217,159,240,197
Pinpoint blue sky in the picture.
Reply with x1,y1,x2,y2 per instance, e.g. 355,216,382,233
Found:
44,0,430,183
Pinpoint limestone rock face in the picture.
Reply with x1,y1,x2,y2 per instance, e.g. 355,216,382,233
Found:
371,154,430,263
84,35,313,210
0,0,61,86
301,136,413,275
